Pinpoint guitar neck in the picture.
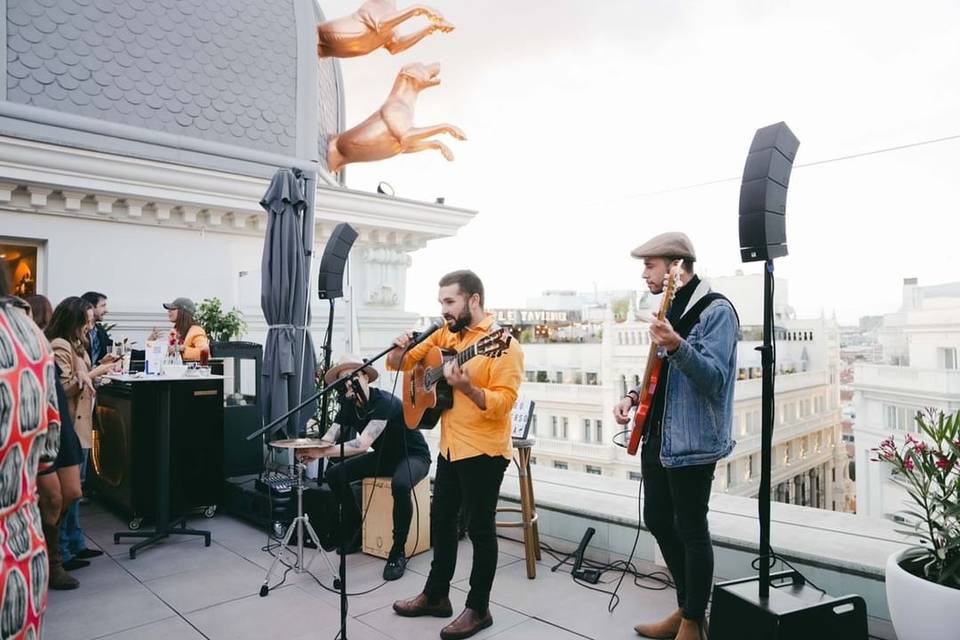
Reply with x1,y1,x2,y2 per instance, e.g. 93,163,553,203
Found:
425,344,478,387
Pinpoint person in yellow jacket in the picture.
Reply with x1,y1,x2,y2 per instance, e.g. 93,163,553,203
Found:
149,297,210,361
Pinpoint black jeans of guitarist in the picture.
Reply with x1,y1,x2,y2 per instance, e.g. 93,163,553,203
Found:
425,453,509,614
641,423,717,621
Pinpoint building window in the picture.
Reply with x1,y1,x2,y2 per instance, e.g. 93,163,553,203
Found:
583,419,592,442
0,239,42,297
617,332,623,345
816,432,823,452
938,347,958,370
536,370,548,383
531,414,538,436
530,456,537,465
551,416,558,438
595,419,603,443
620,375,627,397
554,371,564,384
585,465,602,476
884,405,917,431
633,374,640,388
726,463,733,488
554,461,568,470
585,372,598,385
561,417,569,439
747,454,755,479
628,471,642,481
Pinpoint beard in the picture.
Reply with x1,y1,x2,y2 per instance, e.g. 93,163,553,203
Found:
445,307,473,333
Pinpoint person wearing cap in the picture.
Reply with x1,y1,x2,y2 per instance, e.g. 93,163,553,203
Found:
149,297,209,361
612,232,738,640
298,354,431,581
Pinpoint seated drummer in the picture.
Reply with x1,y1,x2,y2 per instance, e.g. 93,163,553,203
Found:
299,354,431,581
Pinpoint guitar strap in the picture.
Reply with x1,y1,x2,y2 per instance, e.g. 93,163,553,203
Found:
673,293,740,339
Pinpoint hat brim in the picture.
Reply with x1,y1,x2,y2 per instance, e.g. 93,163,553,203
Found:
162,303,176,310
324,362,378,385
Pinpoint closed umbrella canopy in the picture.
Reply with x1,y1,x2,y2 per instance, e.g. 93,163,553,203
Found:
259,168,317,437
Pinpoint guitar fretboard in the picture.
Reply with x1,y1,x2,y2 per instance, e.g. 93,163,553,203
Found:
424,343,477,388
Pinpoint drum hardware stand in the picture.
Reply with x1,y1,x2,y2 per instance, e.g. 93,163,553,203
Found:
259,458,337,597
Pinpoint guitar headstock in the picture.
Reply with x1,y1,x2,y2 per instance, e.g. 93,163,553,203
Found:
476,328,512,358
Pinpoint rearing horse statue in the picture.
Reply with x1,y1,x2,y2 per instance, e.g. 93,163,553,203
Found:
326,62,466,172
317,1,454,58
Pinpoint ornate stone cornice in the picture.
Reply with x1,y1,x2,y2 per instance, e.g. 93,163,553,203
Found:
0,135,476,244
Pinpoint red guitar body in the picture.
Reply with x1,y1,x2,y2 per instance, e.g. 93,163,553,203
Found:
626,354,663,455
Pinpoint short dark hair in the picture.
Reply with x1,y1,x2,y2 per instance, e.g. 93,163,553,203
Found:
24,294,53,330
663,257,695,274
81,291,107,305
438,270,484,307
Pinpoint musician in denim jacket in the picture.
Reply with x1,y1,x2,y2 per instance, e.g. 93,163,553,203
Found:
613,232,738,640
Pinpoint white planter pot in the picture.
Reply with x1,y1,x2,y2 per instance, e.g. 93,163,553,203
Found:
886,548,960,640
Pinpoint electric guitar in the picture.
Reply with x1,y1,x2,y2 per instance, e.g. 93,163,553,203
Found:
626,263,684,455
402,328,512,429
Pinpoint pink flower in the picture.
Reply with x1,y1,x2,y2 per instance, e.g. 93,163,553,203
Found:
936,457,951,470
903,456,915,471
905,433,919,445
915,442,928,454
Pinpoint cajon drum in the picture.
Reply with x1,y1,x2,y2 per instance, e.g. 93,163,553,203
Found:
361,476,430,559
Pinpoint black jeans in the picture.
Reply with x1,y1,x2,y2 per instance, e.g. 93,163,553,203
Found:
325,452,431,557
641,428,717,621
425,453,509,614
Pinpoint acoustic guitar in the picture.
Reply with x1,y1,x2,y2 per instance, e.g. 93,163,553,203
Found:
402,328,512,429
626,263,684,455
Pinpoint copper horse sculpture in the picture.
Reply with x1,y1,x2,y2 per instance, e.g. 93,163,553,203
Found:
327,62,466,172
317,0,454,58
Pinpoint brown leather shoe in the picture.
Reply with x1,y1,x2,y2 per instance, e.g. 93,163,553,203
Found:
675,616,707,640
48,565,79,590
392,592,453,618
634,607,682,638
440,608,493,640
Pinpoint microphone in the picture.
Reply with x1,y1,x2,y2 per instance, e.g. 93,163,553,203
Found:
407,318,445,349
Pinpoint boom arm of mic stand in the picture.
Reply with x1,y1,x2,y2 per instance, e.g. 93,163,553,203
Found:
246,341,402,441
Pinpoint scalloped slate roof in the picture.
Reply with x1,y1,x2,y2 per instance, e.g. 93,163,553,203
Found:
5,0,340,168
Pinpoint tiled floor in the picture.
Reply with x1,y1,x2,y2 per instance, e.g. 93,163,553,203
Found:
45,501,680,640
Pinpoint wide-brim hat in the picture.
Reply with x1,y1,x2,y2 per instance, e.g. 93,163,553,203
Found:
630,231,696,261
324,353,378,385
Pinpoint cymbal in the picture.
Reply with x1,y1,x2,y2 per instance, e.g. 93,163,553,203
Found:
269,438,334,449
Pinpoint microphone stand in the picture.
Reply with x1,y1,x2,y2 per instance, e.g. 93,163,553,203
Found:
246,340,406,640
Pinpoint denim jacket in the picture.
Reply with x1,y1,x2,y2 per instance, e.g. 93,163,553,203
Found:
636,279,739,468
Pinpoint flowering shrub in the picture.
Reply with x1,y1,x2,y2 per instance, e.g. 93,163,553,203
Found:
874,409,960,588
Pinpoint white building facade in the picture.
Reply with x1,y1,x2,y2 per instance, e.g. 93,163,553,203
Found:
505,273,853,512
853,278,960,518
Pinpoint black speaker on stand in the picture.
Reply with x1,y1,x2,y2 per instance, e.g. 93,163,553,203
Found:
316,222,357,640
710,123,868,639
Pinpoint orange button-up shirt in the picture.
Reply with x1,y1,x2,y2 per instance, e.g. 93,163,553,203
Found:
390,314,523,461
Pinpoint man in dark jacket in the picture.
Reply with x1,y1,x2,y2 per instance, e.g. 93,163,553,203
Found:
81,291,110,365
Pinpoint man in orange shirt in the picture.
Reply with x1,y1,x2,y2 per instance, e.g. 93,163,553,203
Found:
389,270,523,640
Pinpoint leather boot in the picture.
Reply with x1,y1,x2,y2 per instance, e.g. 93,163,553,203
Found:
43,519,78,590
392,592,453,618
634,607,682,638
675,617,707,640
440,608,493,640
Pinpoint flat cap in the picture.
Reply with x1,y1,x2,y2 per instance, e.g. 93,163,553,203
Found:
630,232,696,260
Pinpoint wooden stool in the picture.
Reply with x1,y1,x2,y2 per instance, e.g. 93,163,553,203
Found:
496,437,540,578
361,475,431,559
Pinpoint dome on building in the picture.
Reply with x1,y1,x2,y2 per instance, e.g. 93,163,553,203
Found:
2,0,343,177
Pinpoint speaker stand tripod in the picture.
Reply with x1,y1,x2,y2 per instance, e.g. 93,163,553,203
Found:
259,459,337,596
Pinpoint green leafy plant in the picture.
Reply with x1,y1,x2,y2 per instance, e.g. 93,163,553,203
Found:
196,298,247,342
874,408,960,589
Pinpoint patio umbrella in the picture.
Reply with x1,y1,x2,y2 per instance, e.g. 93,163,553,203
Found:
259,168,317,438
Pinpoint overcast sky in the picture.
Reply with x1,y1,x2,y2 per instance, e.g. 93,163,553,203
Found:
322,0,960,323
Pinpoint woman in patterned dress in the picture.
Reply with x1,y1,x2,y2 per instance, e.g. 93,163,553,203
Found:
0,266,61,638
